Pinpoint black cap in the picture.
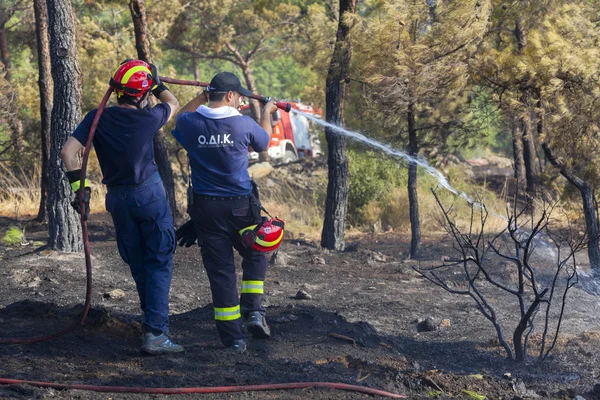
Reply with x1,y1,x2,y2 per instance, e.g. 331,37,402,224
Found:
206,72,252,97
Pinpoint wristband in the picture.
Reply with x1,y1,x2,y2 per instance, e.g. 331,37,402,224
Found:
70,179,90,193
66,169,91,192
152,83,169,97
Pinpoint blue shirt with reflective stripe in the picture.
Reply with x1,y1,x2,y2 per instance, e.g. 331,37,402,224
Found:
72,104,171,186
171,106,270,197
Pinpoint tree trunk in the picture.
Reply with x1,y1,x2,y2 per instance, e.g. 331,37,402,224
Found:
0,22,24,160
581,186,600,269
320,0,356,251
514,19,538,195
521,111,538,195
543,143,600,270
46,0,83,252
519,89,539,195
129,0,151,59
241,65,261,121
511,115,526,182
514,17,527,52
513,289,547,362
240,64,268,162
129,0,178,220
407,103,421,258
0,26,11,81
191,55,199,81
34,0,53,222
535,97,545,173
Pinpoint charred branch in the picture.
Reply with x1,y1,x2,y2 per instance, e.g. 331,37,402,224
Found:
417,188,582,362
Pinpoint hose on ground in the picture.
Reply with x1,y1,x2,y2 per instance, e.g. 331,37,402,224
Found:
0,378,406,398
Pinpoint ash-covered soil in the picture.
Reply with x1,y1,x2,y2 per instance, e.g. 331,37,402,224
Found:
1,211,600,399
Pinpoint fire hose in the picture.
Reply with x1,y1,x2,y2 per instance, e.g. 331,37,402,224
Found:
0,80,406,398
0,378,405,398
159,76,293,112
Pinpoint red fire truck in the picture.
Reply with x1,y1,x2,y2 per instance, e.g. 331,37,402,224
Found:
241,102,322,164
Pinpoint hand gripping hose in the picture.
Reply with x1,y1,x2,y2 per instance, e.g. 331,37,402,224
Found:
159,76,293,112
0,84,406,399
0,87,114,345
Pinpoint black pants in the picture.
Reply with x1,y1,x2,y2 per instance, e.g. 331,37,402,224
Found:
189,194,267,346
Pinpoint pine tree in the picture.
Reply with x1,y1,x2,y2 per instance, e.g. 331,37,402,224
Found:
46,0,83,252
33,0,52,222
166,1,309,116
349,0,491,258
477,0,600,267
321,0,357,251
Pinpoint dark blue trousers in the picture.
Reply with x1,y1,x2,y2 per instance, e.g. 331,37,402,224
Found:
105,172,175,335
189,195,267,346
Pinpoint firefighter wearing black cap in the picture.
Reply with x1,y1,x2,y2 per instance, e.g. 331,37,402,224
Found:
172,72,278,353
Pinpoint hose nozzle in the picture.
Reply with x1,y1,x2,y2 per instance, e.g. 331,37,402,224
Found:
261,96,292,113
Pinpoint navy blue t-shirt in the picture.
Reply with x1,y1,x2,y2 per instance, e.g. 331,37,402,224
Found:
172,106,269,196
72,104,171,186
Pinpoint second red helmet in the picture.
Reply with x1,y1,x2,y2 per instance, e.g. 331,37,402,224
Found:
239,218,285,252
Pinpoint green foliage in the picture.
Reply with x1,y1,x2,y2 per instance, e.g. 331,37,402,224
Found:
347,150,406,224
253,55,316,101
4,0,600,236
346,148,508,231
2,225,24,246
454,87,511,159
165,0,333,113
477,0,600,182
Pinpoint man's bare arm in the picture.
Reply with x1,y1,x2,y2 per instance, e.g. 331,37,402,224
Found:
60,137,84,171
178,92,209,116
158,89,179,121
259,99,278,141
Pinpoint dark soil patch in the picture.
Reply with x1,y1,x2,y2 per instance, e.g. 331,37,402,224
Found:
0,215,600,399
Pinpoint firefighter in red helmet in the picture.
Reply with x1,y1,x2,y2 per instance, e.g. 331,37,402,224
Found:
172,71,279,353
60,59,182,355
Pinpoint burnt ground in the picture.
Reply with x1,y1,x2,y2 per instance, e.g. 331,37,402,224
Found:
1,214,600,400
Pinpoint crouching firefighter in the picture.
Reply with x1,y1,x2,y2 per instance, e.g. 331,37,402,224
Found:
172,71,284,353
59,60,183,355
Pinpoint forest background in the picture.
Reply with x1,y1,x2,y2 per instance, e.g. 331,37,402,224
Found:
1,0,600,261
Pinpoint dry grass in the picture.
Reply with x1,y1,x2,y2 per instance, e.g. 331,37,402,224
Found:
0,164,42,218
0,161,580,241
0,163,107,218
358,178,511,234
259,179,326,241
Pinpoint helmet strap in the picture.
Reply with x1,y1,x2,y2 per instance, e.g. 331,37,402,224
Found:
240,217,268,249
118,92,149,109
133,97,145,110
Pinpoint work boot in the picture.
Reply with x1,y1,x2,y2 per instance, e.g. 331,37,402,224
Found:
228,339,247,354
246,311,271,339
141,332,184,355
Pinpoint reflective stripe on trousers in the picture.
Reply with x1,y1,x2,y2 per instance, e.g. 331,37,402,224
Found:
241,280,264,294
214,305,241,321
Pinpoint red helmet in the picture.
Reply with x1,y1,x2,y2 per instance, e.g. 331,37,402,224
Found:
109,59,153,97
239,218,285,252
